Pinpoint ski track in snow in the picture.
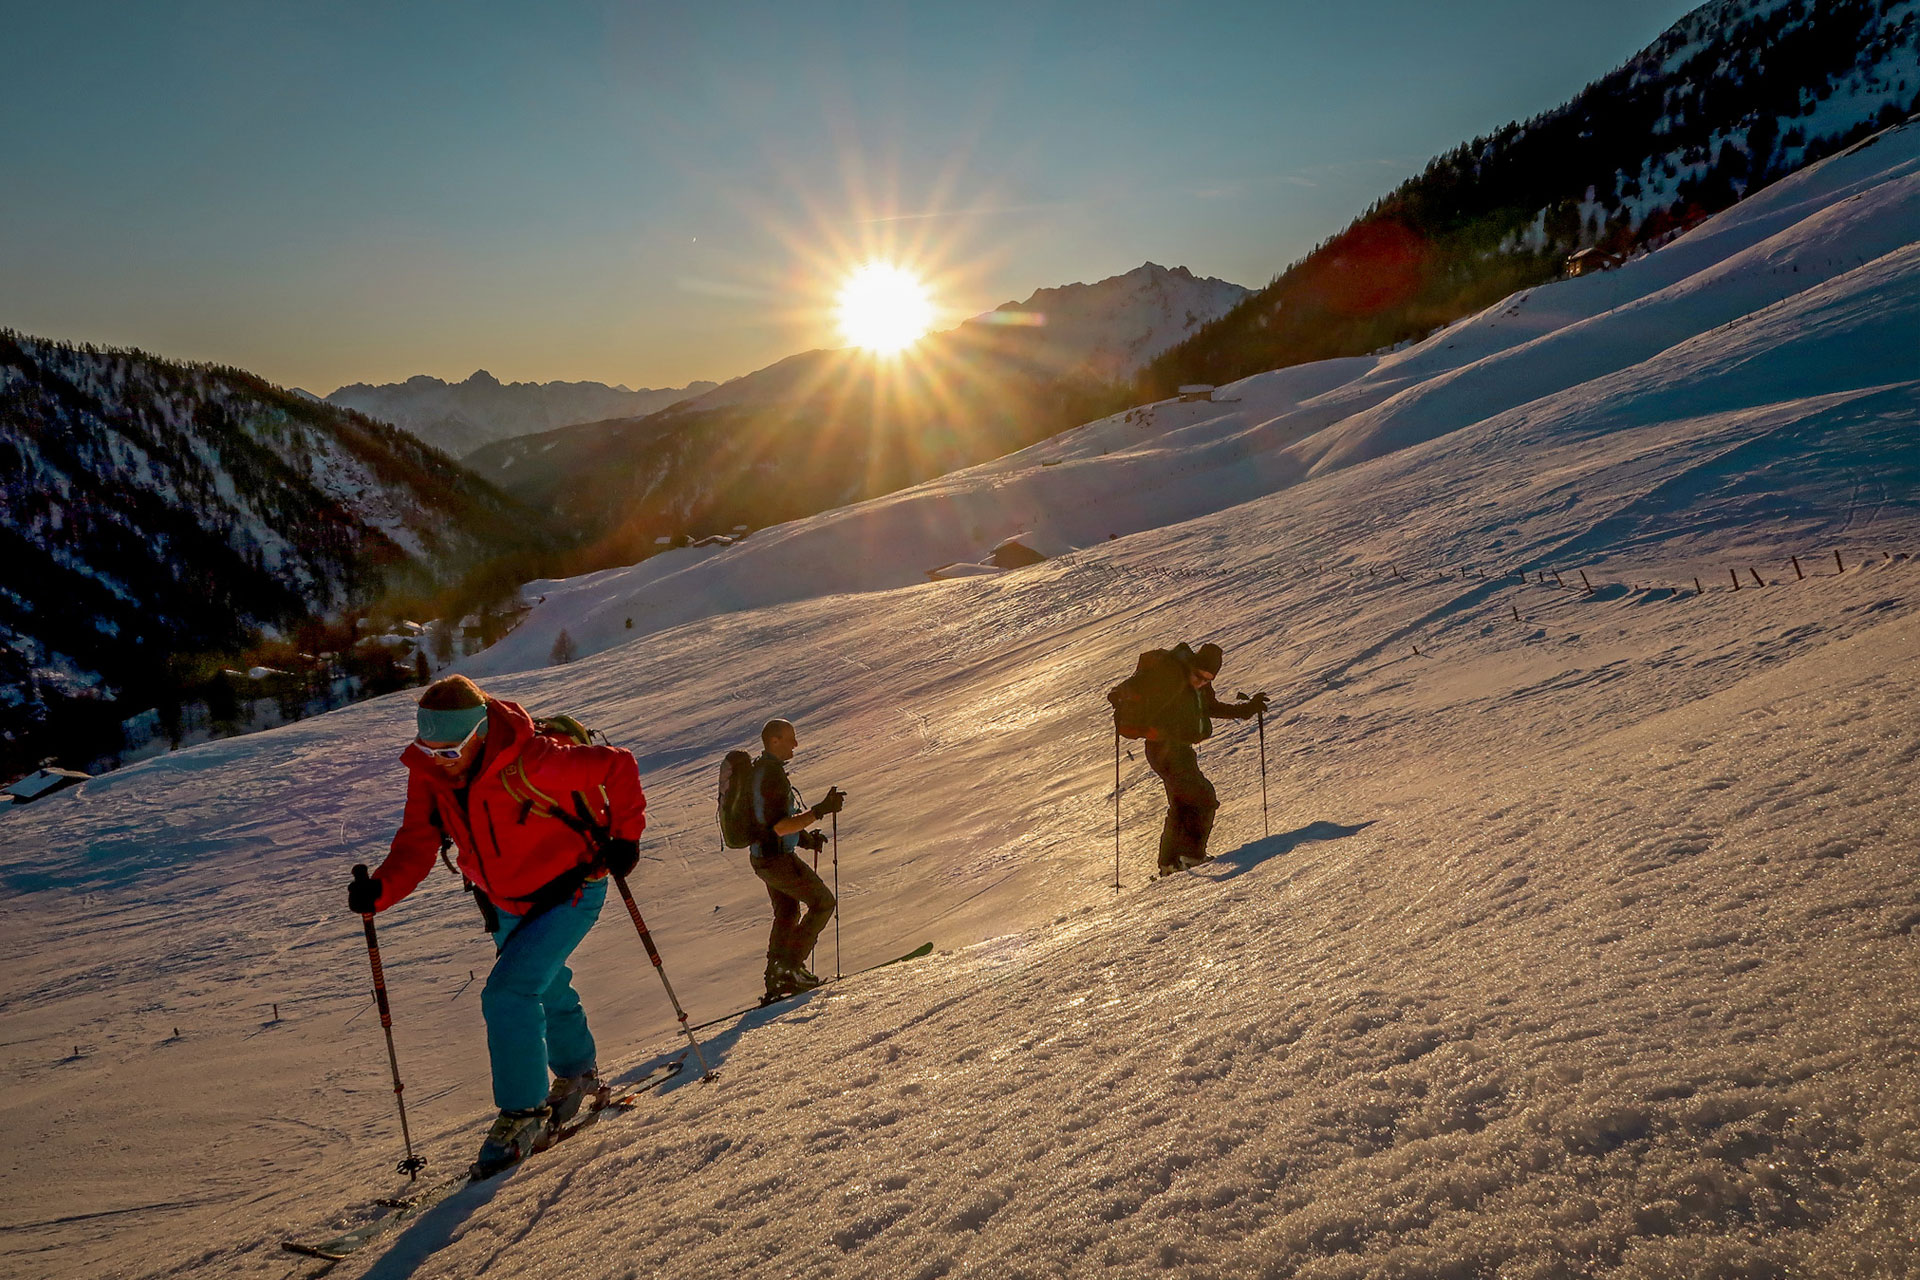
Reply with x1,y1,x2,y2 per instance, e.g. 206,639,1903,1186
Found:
3,123,1920,1280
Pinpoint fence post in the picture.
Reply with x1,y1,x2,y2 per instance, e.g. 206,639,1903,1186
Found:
1835,550,1845,573
1750,567,1766,588
1730,568,1740,590
1694,577,1703,594
1579,570,1593,593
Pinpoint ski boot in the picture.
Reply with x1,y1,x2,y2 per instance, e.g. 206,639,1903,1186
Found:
470,1106,550,1179
544,1068,605,1129
781,961,825,991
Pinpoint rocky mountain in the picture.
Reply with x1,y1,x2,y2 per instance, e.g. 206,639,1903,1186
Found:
323,369,717,458
461,262,1246,564
961,262,1249,382
0,332,546,771
466,320,1127,563
674,263,1246,417
1145,0,1920,395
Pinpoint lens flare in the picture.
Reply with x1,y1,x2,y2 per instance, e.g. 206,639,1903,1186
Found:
836,262,934,353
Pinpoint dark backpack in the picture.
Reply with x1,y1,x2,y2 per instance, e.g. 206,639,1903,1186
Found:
1107,648,1189,740
717,750,759,848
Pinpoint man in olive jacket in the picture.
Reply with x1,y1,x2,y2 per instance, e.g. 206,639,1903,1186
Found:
749,718,844,997
1148,642,1267,874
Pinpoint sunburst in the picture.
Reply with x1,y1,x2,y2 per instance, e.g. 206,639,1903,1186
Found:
836,262,935,353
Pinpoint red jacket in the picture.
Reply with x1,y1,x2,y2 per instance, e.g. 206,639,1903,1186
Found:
372,699,646,914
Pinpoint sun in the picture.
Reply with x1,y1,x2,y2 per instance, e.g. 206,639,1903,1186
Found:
836,262,934,354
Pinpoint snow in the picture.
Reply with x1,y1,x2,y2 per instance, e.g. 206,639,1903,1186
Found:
3,122,1920,1280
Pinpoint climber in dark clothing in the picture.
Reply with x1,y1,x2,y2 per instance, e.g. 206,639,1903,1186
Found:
1147,642,1267,874
749,718,844,997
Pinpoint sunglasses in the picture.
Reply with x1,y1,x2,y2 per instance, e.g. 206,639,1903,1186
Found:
415,725,481,760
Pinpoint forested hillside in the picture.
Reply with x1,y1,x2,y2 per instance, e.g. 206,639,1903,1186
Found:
1144,0,1919,395
0,332,548,776
467,323,1127,564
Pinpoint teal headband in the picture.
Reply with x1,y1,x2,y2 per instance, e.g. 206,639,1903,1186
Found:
417,703,488,745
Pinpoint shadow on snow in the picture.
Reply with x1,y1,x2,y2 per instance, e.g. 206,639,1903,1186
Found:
1195,820,1376,880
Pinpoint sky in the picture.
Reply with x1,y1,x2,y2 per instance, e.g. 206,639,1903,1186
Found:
0,0,1702,394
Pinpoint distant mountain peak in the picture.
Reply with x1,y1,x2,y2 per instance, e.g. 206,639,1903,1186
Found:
323,371,718,458
974,262,1251,381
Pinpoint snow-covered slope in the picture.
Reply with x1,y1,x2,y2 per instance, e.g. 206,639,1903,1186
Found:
1145,0,1920,398
324,370,716,459
3,123,1919,1280
471,120,1920,677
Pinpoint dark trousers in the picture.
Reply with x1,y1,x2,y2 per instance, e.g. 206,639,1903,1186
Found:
751,848,836,971
1146,739,1218,869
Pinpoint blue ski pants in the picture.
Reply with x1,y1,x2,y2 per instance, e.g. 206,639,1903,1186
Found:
481,877,606,1111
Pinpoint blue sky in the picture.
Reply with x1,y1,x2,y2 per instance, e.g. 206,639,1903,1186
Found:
0,1,1700,392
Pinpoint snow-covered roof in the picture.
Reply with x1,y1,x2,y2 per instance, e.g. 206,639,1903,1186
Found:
4,766,90,803
926,561,1002,581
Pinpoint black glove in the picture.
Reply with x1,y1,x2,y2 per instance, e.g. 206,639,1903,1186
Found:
1244,691,1271,714
348,865,382,915
600,837,640,878
810,787,846,819
798,829,828,853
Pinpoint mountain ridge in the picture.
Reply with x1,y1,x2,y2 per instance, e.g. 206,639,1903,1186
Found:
323,369,718,459
0,332,547,775
1144,0,1920,395
461,262,1247,562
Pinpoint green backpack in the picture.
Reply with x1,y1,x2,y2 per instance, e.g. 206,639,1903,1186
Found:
534,713,597,746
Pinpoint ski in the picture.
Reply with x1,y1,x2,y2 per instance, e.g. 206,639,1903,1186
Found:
281,1059,683,1263
687,942,935,1033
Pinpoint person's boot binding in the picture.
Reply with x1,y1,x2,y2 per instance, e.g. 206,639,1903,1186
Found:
471,1106,550,1178
544,1070,603,1128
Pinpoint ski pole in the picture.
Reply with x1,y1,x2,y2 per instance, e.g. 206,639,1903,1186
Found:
832,812,841,980
1113,725,1121,890
1257,708,1270,839
807,835,819,973
351,865,426,1180
610,871,717,1081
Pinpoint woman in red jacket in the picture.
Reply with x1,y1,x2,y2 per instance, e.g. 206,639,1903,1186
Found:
348,675,646,1175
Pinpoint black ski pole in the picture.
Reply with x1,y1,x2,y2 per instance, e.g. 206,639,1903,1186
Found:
1113,725,1121,890
611,871,717,1081
351,865,426,1180
1257,708,1270,839
807,833,819,973
831,812,842,979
